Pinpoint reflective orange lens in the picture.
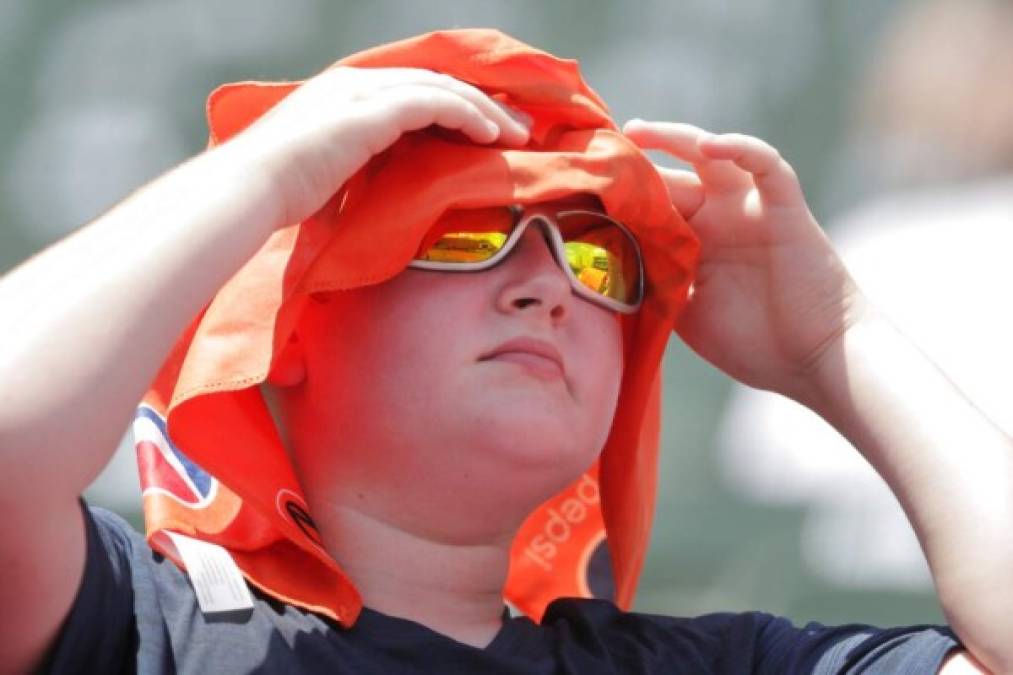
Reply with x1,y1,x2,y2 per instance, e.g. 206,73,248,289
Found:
557,212,639,304
415,207,514,263
418,232,508,263
414,207,641,306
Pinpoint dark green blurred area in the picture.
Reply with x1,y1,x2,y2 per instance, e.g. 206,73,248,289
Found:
0,0,945,628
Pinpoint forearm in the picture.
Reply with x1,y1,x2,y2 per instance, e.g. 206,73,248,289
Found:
803,306,1013,674
0,138,283,502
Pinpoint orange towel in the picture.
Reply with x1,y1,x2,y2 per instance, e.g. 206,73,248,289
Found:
133,28,699,626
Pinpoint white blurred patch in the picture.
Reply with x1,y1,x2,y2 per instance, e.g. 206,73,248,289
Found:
4,103,185,241
800,488,933,590
718,175,1013,589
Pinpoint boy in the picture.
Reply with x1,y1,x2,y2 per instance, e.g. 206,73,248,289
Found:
0,30,1004,673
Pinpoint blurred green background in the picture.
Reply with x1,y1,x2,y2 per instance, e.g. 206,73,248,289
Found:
1,0,971,628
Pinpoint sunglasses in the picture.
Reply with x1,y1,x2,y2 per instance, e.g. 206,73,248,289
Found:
408,205,644,314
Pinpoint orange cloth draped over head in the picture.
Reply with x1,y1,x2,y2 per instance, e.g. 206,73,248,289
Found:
134,28,699,626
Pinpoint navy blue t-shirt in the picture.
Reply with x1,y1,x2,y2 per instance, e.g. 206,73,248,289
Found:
42,502,961,673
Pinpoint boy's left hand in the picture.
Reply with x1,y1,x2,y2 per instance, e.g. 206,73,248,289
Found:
623,120,866,402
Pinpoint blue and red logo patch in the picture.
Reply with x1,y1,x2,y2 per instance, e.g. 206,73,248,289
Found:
134,405,217,507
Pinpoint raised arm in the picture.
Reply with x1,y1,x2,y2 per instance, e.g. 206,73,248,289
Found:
623,120,1012,675
0,66,529,673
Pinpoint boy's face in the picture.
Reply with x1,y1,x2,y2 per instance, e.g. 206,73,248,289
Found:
271,200,625,541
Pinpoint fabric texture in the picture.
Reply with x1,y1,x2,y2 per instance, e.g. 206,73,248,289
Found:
42,503,963,674
134,27,699,626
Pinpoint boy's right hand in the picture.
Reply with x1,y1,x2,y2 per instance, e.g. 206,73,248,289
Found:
229,67,532,228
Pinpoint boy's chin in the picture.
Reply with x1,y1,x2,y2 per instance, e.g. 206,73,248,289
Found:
470,432,598,489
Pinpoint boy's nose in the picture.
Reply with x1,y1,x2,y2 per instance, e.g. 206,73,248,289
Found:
495,226,572,320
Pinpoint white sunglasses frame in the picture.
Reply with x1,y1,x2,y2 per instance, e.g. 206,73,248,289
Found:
407,205,644,314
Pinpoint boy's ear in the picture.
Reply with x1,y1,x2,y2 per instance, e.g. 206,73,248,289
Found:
266,332,307,387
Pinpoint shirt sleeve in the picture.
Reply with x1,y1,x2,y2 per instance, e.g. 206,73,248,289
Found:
39,498,140,674
755,612,963,674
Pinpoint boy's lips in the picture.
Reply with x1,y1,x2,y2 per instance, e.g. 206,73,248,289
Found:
479,337,566,380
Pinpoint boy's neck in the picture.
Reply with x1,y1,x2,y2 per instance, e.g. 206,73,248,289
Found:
318,504,513,648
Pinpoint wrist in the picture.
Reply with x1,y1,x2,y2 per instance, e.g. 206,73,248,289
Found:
788,290,877,415
207,133,295,232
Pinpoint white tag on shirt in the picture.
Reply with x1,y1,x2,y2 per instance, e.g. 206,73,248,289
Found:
162,530,254,614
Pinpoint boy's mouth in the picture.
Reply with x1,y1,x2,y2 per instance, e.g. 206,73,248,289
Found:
479,337,566,380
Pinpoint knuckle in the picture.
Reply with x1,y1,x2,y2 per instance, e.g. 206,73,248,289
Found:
749,138,782,167
317,65,357,87
762,142,782,161
743,135,775,156
426,70,465,90
777,158,799,180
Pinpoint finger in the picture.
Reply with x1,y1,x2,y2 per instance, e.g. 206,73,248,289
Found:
372,86,502,145
652,165,705,220
379,83,535,147
623,119,752,194
336,67,531,146
698,133,804,206
418,71,531,145
622,119,708,162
